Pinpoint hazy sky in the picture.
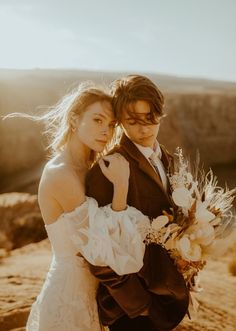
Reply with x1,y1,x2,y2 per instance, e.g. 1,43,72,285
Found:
1,0,236,81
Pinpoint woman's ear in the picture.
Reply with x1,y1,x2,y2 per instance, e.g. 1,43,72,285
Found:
70,113,78,131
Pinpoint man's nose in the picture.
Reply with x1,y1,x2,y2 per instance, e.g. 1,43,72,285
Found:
139,124,149,133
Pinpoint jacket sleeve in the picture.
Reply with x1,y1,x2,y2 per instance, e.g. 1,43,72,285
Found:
86,163,152,317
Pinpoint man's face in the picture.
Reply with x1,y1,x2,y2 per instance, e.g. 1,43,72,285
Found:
121,100,161,148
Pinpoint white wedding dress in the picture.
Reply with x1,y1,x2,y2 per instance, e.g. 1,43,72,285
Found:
26,197,148,331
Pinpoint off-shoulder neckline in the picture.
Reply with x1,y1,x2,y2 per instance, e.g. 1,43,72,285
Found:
44,197,131,229
44,196,93,228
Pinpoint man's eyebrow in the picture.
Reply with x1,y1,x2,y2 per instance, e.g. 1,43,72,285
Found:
125,112,150,119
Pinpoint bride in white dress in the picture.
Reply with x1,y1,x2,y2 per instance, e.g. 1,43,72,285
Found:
25,82,148,331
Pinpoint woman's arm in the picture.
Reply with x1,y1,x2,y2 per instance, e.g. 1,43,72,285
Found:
86,160,151,318
98,153,130,211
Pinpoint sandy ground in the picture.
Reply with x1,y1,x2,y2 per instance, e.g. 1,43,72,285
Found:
0,239,235,331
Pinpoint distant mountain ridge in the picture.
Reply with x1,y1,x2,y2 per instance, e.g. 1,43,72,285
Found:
0,69,236,193
1,68,236,98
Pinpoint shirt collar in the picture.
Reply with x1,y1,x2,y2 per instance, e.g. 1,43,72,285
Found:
133,140,162,160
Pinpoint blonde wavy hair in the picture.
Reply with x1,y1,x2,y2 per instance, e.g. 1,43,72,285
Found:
4,81,115,158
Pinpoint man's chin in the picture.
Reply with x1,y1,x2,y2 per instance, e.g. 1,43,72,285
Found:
137,139,156,148
141,143,154,148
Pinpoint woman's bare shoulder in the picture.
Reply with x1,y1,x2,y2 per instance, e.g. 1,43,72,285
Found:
40,156,77,187
39,156,86,215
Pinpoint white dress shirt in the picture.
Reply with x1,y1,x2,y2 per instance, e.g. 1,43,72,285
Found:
134,141,168,191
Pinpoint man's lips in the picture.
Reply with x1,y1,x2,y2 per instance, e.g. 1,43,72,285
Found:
139,135,153,141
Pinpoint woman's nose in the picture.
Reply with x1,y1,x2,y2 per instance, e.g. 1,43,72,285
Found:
101,126,109,135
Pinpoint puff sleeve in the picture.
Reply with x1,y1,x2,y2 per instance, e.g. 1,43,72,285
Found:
64,197,149,275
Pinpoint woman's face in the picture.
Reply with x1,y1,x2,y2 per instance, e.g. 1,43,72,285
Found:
74,101,116,152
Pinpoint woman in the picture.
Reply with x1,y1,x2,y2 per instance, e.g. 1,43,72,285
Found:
21,82,148,331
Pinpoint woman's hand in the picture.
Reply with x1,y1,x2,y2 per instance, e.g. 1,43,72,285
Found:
99,153,130,211
99,153,130,187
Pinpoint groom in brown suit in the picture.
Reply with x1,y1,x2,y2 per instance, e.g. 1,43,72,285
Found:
86,75,189,331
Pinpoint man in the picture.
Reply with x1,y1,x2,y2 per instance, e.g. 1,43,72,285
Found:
86,75,189,331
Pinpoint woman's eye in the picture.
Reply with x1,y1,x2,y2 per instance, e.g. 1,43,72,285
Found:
94,118,102,124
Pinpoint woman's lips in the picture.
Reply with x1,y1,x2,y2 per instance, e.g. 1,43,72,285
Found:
96,139,107,144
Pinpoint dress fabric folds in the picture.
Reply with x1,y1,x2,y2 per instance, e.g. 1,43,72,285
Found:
26,197,148,331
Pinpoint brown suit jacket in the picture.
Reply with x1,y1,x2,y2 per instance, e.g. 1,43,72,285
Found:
86,135,189,330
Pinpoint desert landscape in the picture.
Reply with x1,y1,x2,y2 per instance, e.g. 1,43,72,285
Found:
0,69,236,330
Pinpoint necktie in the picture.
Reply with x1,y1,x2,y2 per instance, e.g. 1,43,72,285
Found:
149,151,168,191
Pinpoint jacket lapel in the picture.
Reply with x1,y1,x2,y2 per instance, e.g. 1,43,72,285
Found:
160,144,174,175
120,135,171,199
159,144,175,205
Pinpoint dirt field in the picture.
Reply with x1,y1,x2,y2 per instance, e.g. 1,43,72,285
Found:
0,237,235,331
